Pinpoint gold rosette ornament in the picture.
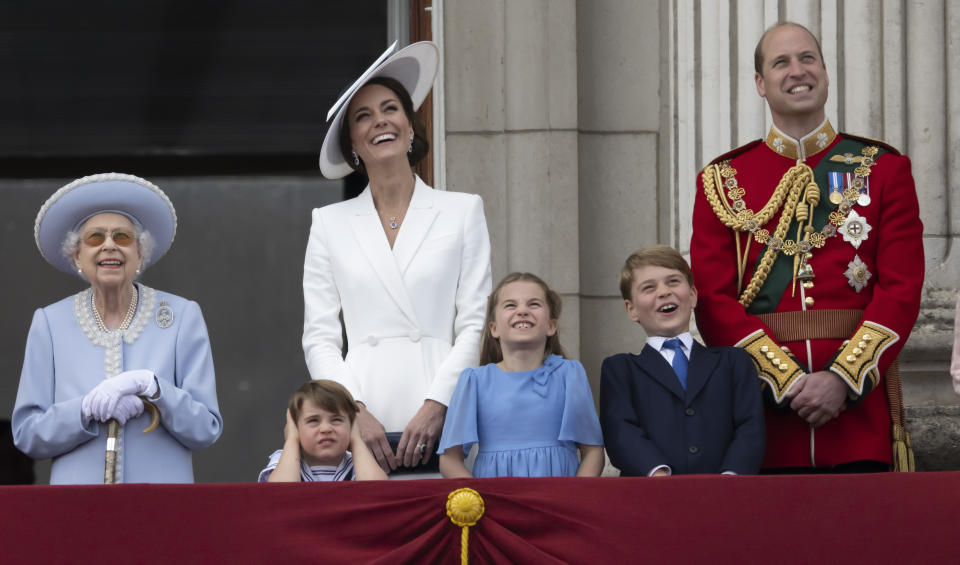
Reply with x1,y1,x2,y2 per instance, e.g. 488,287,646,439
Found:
447,488,485,565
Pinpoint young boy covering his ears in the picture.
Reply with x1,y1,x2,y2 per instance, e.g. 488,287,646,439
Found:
259,380,386,482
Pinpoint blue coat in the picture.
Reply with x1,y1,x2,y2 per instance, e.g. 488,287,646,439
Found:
600,342,765,475
12,285,223,484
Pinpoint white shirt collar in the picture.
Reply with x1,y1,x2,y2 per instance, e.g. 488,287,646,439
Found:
647,332,693,353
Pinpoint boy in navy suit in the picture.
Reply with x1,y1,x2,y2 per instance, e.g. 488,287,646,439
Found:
600,246,765,476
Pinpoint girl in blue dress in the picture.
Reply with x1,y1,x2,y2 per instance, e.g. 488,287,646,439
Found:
438,273,604,478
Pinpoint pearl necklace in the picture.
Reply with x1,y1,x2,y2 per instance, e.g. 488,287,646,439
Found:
91,286,139,332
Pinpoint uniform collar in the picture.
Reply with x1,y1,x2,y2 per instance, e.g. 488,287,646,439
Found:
764,118,836,162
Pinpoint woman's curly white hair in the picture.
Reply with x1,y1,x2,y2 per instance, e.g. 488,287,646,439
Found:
60,228,156,281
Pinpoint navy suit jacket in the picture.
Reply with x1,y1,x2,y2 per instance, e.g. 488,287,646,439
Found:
600,341,765,475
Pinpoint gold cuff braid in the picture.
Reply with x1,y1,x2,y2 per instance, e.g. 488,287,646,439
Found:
829,321,899,396
736,330,805,404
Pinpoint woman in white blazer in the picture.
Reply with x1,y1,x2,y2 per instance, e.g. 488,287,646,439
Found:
304,42,492,474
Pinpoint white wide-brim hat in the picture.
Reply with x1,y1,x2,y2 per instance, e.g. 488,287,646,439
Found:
34,172,178,276
319,41,439,179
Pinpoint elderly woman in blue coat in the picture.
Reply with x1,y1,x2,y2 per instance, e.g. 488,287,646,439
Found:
12,173,222,484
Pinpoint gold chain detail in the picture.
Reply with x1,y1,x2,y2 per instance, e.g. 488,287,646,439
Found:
701,145,881,309
703,162,792,231
737,165,810,307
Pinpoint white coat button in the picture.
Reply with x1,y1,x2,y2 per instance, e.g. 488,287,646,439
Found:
367,335,379,346
409,330,421,342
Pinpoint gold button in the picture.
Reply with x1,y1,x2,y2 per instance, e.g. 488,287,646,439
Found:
779,364,788,371
858,341,867,349
804,296,815,306
760,345,769,353
803,282,814,289
772,358,781,365
863,333,873,342
846,355,856,363
766,352,775,359
853,348,863,355
781,346,790,352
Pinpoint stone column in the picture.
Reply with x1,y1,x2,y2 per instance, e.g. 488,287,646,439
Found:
442,0,582,358
576,0,664,389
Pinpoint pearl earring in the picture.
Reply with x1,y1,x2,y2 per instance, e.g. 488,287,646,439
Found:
352,151,359,166
408,136,414,153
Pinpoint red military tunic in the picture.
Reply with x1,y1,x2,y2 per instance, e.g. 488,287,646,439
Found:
690,120,924,469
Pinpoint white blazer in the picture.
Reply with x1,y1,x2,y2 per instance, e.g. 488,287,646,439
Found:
303,176,492,432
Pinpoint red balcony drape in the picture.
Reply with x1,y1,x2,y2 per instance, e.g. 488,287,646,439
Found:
3,473,958,564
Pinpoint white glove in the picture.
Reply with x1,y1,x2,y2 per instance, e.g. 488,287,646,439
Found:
83,369,157,423
111,395,145,425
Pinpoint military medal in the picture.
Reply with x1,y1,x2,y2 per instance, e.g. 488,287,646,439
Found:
827,171,846,204
838,210,871,249
155,300,174,328
844,255,872,293
828,171,871,206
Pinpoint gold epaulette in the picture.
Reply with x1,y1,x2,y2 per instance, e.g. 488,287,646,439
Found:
829,321,899,396
736,330,805,404
838,132,902,156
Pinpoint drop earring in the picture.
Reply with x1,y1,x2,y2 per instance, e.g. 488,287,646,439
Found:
408,135,414,153
352,151,360,166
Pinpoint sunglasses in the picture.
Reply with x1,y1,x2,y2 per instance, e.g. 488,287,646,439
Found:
82,230,136,247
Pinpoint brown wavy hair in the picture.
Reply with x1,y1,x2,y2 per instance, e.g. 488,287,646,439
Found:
619,245,695,300
479,272,565,365
337,76,430,177
289,380,359,426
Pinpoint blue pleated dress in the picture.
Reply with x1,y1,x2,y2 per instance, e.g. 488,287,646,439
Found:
438,355,603,478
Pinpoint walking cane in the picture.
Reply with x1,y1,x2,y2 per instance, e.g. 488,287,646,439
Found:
104,400,161,484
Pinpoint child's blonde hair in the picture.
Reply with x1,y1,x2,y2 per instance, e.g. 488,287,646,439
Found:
479,272,565,365
289,380,359,426
619,245,695,300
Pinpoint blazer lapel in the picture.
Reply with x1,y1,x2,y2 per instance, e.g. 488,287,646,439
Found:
685,341,719,405
634,345,685,400
392,176,440,276
347,188,419,324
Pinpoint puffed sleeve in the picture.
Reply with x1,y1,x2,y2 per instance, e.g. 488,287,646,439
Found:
151,300,222,450
436,368,480,455
12,309,98,459
302,208,363,401
427,194,492,405
558,360,603,446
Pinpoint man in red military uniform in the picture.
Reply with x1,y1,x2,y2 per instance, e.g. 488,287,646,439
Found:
690,22,924,472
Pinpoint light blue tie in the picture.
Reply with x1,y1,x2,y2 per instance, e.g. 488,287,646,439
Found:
663,338,688,390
